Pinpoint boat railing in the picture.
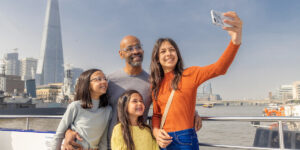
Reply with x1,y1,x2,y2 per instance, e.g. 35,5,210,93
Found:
199,116,300,150
0,115,61,130
1,115,300,150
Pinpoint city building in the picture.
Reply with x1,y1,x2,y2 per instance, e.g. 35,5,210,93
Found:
36,83,63,102
0,76,5,92
293,81,300,100
57,65,75,103
25,79,37,98
268,92,273,100
36,0,64,85
20,58,38,81
0,91,4,103
72,67,83,86
197,82,222,101
278,85,293,100
4,51,20,76
0,74,24,95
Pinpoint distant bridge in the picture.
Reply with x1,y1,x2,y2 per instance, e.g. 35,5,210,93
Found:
196,99,275,106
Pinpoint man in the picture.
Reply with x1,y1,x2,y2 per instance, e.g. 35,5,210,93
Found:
62,35,202,150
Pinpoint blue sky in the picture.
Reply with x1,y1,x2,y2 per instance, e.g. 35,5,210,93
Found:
0,0,300,99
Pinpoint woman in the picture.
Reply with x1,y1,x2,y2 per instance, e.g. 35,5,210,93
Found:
150,11,242,149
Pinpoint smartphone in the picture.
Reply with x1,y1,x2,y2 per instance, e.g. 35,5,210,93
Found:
210,10,232,27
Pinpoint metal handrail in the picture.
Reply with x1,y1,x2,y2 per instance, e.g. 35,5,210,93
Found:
199,116,300,150
201,116,300,122
0,115,62,131
0,115,62,119
198,143,285,150
1,115,300,121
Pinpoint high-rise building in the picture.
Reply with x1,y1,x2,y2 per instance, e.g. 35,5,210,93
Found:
4,52,20,76
72,67,83,86
293,81,300,100
197,82,212,96
0,75,5,92
268,92,273,100
197,82,222,101
278,85,293,100
20,58,38,81
25,79,36,98
36,0,64,85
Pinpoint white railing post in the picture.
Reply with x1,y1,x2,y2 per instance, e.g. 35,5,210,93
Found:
278,121,284,150
26,117,29,130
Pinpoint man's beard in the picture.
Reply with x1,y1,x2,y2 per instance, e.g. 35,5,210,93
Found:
127,53,143,67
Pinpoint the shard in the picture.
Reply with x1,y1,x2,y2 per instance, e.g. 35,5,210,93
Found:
36,0,64,85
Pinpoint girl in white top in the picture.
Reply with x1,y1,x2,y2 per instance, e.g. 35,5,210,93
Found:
52,69,112,150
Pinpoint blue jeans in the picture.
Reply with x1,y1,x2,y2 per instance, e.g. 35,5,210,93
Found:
161,128,199,150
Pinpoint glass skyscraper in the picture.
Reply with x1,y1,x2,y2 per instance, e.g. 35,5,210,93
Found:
36,0,64,85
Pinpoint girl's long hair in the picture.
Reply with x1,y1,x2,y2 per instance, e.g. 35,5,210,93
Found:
74,69,108,108
117,90,152,150
150,38,184,100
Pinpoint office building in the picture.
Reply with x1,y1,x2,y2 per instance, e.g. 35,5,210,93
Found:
36,0,64,85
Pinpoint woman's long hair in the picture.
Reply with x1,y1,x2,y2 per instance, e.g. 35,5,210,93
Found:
117,90,152,150
150,38,184,100
74,69,108,109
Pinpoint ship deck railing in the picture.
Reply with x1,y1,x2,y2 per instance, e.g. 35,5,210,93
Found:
1,115,300,150
198,116,300,150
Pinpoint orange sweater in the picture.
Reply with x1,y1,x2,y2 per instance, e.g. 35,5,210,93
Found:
152,41,240,132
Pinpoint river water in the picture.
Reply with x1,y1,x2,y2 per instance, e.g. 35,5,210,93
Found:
0,105,266,150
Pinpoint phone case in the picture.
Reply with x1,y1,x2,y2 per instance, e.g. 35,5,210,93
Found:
211,10,232,27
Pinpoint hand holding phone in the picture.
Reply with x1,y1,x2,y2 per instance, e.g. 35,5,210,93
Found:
211,10,232,27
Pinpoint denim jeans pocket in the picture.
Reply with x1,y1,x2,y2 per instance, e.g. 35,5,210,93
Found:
176,132,193,145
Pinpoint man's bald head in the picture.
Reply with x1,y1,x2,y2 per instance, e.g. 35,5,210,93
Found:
120,35,140,50
119,35,144,67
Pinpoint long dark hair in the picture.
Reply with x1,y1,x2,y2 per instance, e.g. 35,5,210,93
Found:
150,38,184,100
117,90,152,150
74,69,108,109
